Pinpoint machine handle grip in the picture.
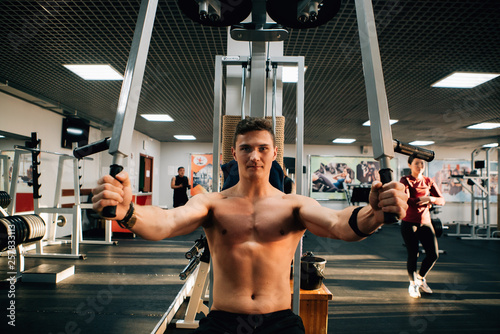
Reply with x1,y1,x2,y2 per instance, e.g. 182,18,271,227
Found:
102,164,124,218
180,255,201,280
393,139,434,162
73,138,111,159
379,168,399,224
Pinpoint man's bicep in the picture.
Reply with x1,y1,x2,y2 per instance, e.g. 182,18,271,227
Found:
297,197,339,238
168,195,210,236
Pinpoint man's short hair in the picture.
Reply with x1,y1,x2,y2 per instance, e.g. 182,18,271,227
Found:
178,166,185,172
233,117,275,148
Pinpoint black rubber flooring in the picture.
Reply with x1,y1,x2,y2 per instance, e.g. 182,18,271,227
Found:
1,224,499,334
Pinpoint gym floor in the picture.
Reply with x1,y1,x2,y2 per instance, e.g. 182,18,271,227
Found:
1,223,499,334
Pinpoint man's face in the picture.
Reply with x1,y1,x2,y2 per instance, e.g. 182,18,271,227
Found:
232,130,277,179
178,168,185,177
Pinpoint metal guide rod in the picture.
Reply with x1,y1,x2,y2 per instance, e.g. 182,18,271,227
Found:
355,0,398,223
272,64,277,134
210,55,224,310
241,64,247,119
103,0,158,217
292,56,305,315
212,56,223,193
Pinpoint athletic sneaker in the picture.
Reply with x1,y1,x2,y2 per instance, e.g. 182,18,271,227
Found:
408,283,421,298
417,278,433,294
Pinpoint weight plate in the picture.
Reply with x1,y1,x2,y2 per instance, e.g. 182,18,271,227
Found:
13,216,27,244
8,218,21,245
19,215,31,241
0,219,12,251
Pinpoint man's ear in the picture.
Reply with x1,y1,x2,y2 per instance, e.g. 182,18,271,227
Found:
273,145,278,160
232,147,237,161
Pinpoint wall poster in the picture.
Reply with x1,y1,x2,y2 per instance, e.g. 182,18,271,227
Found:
428,159,498,203
190,153,213,196
309,155,398,201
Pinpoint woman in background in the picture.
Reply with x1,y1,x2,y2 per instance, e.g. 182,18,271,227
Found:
400,156,445,298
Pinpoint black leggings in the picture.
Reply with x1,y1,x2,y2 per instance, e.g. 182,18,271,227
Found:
193,309,305,334
401,221,439,281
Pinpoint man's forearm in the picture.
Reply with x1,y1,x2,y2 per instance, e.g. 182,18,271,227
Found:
128,205,171,241
354,205,383,239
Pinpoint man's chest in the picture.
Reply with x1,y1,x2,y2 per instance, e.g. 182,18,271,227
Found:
207,197,301,243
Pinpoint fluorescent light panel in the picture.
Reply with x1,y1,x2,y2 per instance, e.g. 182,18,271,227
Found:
431,72,499,88
63,64,123,80
141,114,174,122
66,127,84,135
282,66,308,83
467,122,500,130
482,143,499,148
409,140,434,146
174,135,196,140
332,138,356,144
363,119,399,126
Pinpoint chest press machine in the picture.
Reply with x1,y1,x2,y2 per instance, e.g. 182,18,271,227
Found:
77,0,435,331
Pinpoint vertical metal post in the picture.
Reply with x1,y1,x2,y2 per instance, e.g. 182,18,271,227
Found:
250,41,267,118
210,55,224,310
7,150,22,215
71,203,81,256
293,56,305,315
486,149,491,235
272,64,277,134
73,157,82,242
212,56,223,193
249,0,267,117
471,150,477,234
241,65,247,119
0,155,9,191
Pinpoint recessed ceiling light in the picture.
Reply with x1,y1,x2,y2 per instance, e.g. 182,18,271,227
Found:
482,143,499,148
362,119,399,126
431,72,500,88
467,122,500,130
409,140,434,146
332,138,356,144
63,64,123,80
141,114,174,122
174,135,196,140
282,66,308,83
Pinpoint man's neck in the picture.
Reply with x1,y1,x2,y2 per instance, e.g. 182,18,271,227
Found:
234,178,275,200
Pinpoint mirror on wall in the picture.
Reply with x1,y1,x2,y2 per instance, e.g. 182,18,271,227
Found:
0,130,32,192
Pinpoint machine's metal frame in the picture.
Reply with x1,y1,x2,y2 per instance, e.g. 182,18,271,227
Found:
212,55,305,314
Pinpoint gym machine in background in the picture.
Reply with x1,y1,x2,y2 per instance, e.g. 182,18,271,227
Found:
447,146,499,240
